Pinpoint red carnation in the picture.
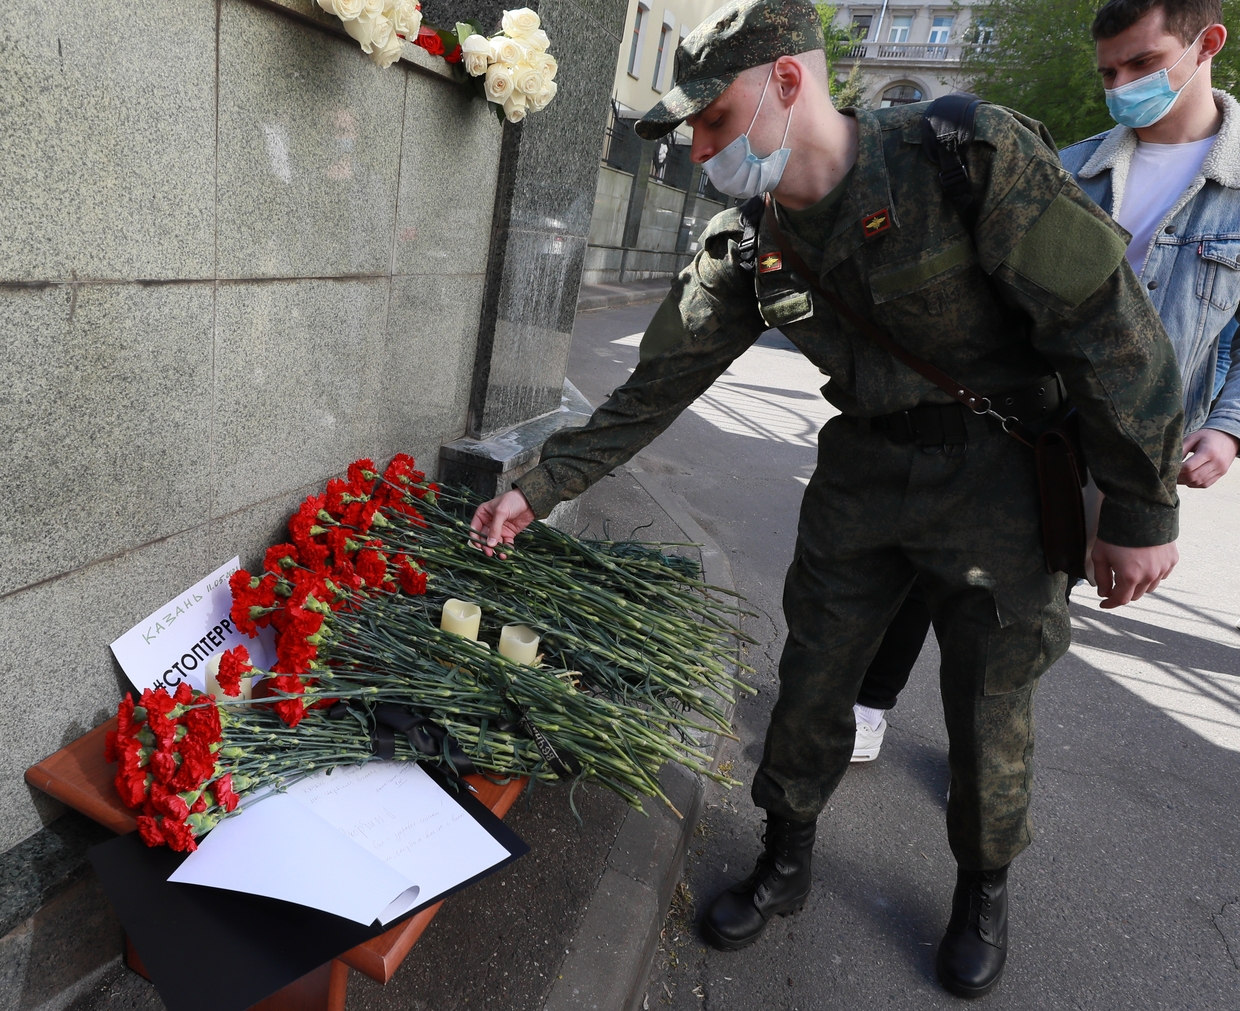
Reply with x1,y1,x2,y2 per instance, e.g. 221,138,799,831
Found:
141,689,179,747
171,740,215,792
116,761,149,809
394,556,428,595
183,698,222,745
136,815,164,848
161,817,197,853
263,543,299,573
347,458,379,495
267,674,308,727
150,750,177,785
150,782,190,821
216,646,252,697
213,774,240,813
230,571,279,636
116,694,136,741
355,545,389,587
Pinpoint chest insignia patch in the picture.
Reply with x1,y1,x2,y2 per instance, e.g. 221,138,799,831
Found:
758,252,783,273
862,209,892,238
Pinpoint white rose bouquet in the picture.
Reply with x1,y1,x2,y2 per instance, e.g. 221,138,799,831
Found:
457,9,558,122
314,4,558,123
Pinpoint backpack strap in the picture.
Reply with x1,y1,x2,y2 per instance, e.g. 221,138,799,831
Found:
736,194,765,272
921,93,987,229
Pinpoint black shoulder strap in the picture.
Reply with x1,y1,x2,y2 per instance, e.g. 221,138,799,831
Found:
921,93,987,229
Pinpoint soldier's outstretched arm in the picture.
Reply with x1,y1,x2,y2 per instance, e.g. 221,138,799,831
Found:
966,107,1184,605
470,208,766,550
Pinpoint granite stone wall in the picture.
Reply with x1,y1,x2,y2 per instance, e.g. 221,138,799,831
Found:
0,0,572,855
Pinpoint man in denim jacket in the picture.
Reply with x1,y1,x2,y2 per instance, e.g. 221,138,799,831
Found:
1062,0,1240,488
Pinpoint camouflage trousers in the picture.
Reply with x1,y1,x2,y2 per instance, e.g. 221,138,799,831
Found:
751,412,1071,870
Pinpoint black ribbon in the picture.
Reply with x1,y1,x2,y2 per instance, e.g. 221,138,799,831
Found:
496,695,580,780
327,701,476,777
374,702,478,777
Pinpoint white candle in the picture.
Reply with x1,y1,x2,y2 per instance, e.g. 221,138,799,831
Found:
204,654,253,700
498,624,540,665
441,599,482,640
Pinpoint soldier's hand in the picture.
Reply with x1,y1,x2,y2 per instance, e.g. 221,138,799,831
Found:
1178,428,1239,488
470,489,535,558
1091,540,1179,609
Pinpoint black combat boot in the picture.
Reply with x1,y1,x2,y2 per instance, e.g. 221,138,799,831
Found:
701,815,816,951
936,864,1010,998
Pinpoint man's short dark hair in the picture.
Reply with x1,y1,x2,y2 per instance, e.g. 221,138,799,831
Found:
1091,0,1222,44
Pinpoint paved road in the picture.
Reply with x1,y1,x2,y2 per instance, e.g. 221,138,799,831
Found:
565,301,1240,1011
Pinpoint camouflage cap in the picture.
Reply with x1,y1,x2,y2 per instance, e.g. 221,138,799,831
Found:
635,0,826,140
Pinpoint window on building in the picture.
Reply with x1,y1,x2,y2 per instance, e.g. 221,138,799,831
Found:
880,84,923,106
887,15,912,43
652,22,673,91
928,15,952,43
850,14,872,39
970,19,995,45
627,4,648,78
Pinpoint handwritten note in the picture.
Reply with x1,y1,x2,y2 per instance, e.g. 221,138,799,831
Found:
170,763,512,925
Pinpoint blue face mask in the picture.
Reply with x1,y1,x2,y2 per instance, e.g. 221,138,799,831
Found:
703,68,795,199
1105,27,1207,129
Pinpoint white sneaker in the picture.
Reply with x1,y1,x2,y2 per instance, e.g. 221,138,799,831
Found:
851,712,887,762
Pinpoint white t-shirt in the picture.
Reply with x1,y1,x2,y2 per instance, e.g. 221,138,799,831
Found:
1116,136,1215,275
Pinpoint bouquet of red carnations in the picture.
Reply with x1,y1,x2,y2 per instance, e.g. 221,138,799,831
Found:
109,454,753,849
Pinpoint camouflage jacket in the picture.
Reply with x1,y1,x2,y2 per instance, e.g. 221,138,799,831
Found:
518,103,1184,548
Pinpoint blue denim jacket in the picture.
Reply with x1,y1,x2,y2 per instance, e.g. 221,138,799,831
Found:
1060,90,1240,441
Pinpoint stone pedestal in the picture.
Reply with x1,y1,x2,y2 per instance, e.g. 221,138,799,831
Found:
439,379,593,530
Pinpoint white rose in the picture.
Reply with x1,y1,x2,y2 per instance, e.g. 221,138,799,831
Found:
370,27,405,67
523,28,550,52
345,12,393,52
501,8,540,37
390,0,422,36
319,0,366,20
530,78,557,112
513,61,543,96
530,51,556,80
461,33,492,76
490,35,524,66
361,0,385,15
503,92,528,123
484,64,516,103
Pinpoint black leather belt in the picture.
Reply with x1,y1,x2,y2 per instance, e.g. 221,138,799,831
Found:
856,377,1062,451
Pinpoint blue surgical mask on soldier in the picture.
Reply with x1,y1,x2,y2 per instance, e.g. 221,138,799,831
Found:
703,67,795,198
1104,27,1208,128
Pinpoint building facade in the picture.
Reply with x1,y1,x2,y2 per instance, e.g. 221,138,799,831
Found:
829,0,984,109
583,0,730,285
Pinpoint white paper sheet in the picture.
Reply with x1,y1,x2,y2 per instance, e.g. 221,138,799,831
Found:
170,763,510,925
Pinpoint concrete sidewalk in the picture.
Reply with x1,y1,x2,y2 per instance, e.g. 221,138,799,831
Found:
576,279,670,312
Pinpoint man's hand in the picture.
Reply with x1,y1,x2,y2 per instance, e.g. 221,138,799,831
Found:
470,489,536,558
1178,428,1239,488
1091,539,1178,609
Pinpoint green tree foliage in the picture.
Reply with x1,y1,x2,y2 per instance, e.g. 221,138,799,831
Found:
963,0,1240,149
833,59,869,108
817,3,869,106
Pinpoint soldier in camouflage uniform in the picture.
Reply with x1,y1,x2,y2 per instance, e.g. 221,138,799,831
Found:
472,0,1182,996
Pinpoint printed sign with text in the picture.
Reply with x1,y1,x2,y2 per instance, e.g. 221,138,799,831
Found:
110,557,276,694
